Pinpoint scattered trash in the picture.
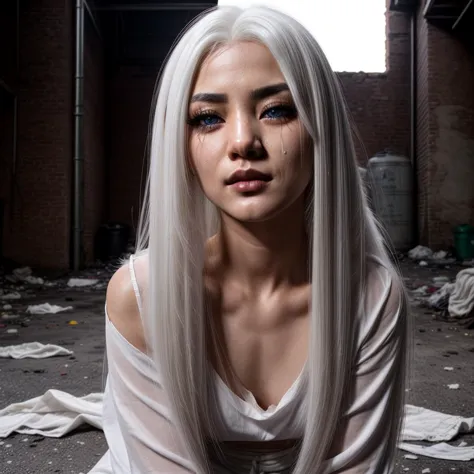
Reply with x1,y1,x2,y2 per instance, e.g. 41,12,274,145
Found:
26,303,73,315
403,454,418,459
1,314,19,321
0,342,73,359
422,469,431,473
444,367,454,371
2,304,12,310
12,267,32,280
407,246,454,266
426,283,454,311
433,276,450,284
413,285,430,295
6,329,18,334
448,268,474,323
67,278,99,288
409,245,433,260
12,267,44,285
448,384,459,390
0,292,21,300
68,320,78,326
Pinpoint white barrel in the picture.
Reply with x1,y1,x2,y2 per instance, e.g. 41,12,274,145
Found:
367,151,415,251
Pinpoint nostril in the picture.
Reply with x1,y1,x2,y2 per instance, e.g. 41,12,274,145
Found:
247,147,265,159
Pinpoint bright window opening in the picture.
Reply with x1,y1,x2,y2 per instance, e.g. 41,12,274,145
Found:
217,0,387,73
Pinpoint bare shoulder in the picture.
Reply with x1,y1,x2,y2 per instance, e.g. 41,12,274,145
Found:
106,261,147,353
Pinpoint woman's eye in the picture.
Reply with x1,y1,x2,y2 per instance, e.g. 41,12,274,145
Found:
201,115,221,126
187,112,223,129
262,105,296,120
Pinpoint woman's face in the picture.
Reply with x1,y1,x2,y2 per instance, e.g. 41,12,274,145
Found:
188,41,312,223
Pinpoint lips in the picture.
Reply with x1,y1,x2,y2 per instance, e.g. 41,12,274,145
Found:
225,169,272,185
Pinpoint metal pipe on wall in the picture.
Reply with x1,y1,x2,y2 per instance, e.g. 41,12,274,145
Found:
73,0,85,271
410,9,419,244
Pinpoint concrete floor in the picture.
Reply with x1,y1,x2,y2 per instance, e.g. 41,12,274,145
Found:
0,259,473,473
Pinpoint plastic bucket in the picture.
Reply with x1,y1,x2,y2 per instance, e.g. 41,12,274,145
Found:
454,224,474,260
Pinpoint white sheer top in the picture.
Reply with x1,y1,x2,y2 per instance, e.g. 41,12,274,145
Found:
101,254,406,473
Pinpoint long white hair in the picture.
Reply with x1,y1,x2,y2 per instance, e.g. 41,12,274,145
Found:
136,5,406,473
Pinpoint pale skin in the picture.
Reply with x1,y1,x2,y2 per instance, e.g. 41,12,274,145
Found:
106,41,380,468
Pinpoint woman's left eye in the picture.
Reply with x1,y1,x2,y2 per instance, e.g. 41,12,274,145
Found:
261,105,296,120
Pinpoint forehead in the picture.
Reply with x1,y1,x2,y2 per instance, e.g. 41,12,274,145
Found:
192,41,285,93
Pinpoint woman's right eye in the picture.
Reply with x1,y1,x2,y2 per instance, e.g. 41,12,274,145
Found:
187,112,223,130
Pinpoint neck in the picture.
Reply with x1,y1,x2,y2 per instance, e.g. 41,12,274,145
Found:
216,199,309,292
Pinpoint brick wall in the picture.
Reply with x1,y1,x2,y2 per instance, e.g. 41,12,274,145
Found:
8,1,470,266
426,27,474,247
415,0,474,249
2,0,73,268
338,5,411,163
83,16,105,263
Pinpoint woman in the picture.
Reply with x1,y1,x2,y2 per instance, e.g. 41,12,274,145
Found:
104,5,407,473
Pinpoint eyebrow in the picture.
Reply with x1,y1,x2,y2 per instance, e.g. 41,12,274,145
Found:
190,82,290,104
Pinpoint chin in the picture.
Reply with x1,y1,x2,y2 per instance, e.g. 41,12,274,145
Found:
224,200,284,223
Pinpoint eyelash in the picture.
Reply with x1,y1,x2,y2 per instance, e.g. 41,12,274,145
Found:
187,102,297,131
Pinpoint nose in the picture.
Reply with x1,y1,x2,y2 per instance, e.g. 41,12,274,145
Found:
226,110,265,161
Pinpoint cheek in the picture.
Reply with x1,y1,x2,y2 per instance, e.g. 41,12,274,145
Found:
189,133,224,176
282,131,313,176
188,137,223,198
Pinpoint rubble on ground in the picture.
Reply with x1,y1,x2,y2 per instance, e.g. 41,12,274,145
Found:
405,245,474,329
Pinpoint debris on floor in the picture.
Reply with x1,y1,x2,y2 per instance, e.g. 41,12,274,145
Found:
67,278,99,288
0,291,21,300
426,282,454,311
409,246,435,261
26,303,73,315
0,342,73,359
10,267,45,285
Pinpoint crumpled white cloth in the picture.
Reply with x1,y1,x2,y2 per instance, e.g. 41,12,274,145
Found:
0,390,102,438
399,442,474,461
0,391,472,468
26,303,73,314
402,404,474,442
449,267,474,318
0,342,73,359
